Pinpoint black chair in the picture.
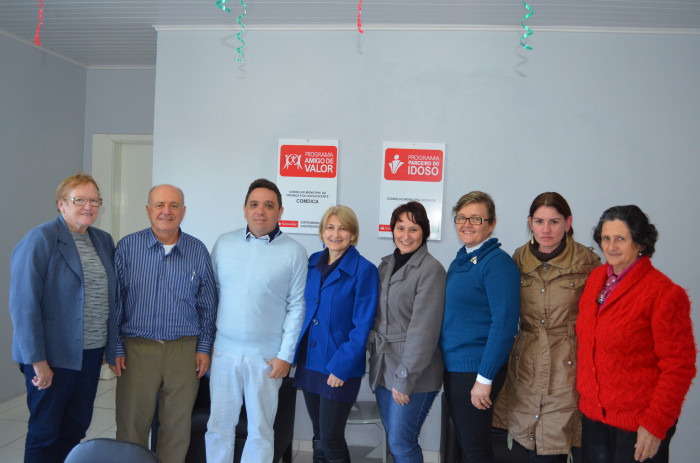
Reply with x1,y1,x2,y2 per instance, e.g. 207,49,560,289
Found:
152,375,297,463
65,438,161,463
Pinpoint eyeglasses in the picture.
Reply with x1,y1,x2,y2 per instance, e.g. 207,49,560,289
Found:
454,216,491,225
65,197,103,207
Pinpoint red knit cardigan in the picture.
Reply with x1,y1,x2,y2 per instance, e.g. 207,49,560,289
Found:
576,256,696,439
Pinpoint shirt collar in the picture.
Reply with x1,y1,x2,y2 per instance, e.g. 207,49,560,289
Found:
464,239,487,254
147,227,183,253
606,255,641,280
245,225,282,244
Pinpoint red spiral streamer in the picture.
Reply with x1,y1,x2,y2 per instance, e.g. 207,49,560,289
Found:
357,0,364,34
34,0,43,46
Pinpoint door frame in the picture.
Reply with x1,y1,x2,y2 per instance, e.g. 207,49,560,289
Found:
91,134,153,238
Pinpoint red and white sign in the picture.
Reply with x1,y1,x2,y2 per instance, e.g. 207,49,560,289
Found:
277,139,339,235
379,142,445,240
383,148,443,182
280,144,338,178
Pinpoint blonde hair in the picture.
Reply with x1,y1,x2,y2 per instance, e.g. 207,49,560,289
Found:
55,172,100,211
318,205,359,246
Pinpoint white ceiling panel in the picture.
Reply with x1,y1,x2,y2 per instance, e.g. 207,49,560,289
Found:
1,0,699,67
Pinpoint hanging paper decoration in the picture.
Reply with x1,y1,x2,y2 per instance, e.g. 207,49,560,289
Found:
520,2,534,50
215,0,247,61
357,0,364,33
235,0,247,61
216,0,231,13
34,0,44,46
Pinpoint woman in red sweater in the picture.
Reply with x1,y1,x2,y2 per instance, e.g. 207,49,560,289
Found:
576,205,696,463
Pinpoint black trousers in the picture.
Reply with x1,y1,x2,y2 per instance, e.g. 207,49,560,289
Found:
581,416,676,463
444,368,506,463
512,440,569,463
302,390,354,460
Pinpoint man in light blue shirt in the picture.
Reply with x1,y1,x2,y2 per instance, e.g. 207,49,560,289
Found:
109,184,218,463
205,178,307,463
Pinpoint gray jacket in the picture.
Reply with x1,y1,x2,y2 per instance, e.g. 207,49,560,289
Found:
367,244,446,395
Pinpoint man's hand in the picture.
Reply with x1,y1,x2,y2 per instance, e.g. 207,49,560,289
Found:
267,357,291,379
195,353,211,378
32,360,53,390
110,356,126,377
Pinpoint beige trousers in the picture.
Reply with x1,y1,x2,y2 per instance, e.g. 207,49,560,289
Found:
116,336,199,463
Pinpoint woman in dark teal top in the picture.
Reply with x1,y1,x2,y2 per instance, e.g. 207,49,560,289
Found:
439,191,520,463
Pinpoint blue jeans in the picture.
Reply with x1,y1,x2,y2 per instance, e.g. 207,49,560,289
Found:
375,386,437,463
22,347,104,463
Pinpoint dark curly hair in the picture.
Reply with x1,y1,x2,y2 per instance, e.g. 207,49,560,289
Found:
390,201,430,245
592,205,658,257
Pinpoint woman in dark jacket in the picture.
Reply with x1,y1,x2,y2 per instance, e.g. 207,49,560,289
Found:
9,172,118,463
293,205,379,463
368,201,446,463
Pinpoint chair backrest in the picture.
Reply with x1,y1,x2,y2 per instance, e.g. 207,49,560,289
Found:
65,438,162,463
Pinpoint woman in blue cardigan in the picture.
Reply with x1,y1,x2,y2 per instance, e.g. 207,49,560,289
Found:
439,191,520,462
293,205,379,463
9,172,118,463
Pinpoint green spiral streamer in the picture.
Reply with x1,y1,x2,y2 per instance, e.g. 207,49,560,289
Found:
216,0,230,13
520,2,534,50
235,0,247,62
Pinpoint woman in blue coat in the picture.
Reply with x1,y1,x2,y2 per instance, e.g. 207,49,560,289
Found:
9,172,119,463
293,205,379,463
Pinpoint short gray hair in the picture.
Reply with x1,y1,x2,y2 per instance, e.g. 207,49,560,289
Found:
148,184,185,205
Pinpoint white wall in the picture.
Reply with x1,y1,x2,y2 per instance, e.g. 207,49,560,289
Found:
151,29,700,458
0,35,87,401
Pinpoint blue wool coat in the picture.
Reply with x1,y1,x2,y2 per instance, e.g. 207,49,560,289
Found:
9,215,119,370
293,246,379,381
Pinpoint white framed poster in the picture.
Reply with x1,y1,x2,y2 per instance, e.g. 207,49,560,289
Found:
378,141,445,240
277,139,338,234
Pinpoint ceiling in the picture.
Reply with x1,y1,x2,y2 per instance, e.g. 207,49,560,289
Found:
1,0,700,68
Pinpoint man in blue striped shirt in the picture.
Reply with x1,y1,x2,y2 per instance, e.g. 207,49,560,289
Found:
108,184,218,463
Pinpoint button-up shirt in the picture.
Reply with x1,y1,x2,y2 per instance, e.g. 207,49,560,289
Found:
114,228,218,357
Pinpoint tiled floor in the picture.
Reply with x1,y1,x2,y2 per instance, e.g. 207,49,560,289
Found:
0,377,381,462
0,378,118,463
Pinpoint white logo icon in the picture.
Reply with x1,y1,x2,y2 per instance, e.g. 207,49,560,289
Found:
283,154,303,170
388,154,404,174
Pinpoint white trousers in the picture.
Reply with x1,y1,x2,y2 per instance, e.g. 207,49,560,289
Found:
205,352,282,463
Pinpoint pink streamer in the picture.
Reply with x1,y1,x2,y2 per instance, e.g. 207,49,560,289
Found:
34,0,43,46
357,0,364,34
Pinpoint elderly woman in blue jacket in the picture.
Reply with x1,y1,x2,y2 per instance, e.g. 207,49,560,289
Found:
293,205,379,463
9,172,118,463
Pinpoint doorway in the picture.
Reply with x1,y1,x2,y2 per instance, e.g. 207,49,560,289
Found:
91,134,153,242
91,134,153,379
